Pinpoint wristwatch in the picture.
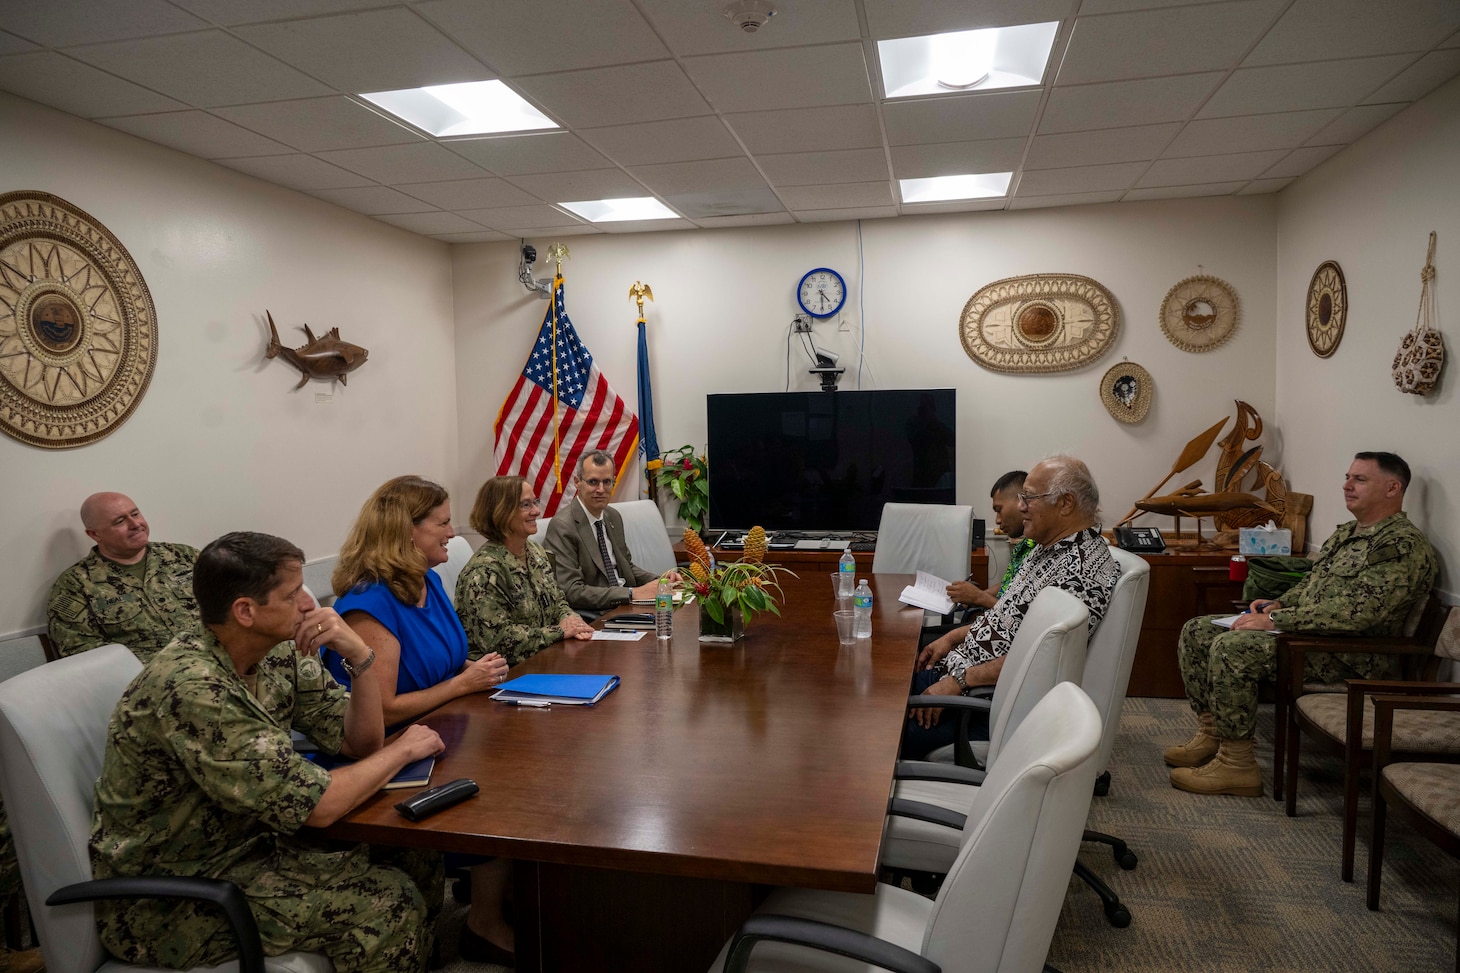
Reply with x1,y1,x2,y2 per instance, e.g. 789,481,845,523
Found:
951,668,970,694
341,648,375,678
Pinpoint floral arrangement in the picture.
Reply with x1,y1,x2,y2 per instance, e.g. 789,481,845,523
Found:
681,527,793,626
647,444,708,533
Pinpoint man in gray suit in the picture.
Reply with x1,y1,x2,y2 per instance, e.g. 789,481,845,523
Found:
545,451,679,613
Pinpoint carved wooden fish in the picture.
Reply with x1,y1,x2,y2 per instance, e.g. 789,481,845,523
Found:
264,310,368,390
1135,492,1279,516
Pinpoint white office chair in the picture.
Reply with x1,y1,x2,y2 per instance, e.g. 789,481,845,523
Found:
872,503,974,583
434,535,474,606
887,587,1090,874
0,645,330,973
299,557,337,608
710,682,1103,973
609,499,678,576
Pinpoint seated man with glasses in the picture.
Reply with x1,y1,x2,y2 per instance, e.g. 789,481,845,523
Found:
903,455,1123,759
544,451,681,614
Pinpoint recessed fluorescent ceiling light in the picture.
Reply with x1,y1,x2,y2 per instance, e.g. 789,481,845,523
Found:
559,198,679,222
878,22,1058,99
360,80,557,137
900,173,1012,203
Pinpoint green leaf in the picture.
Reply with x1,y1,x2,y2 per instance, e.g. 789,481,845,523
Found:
703,599,725,624
670,479,685,500
694,477,709,495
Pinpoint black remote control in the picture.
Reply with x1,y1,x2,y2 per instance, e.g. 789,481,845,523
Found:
394,778,479,822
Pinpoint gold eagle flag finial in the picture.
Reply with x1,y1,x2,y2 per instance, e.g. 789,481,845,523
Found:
629,281,654,322
546,242,570,275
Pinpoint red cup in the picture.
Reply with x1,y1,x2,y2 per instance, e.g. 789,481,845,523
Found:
1229,555,1248,582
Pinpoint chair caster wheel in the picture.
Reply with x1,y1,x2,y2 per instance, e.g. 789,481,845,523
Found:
1104,903,1131,928
1115,849,1138,870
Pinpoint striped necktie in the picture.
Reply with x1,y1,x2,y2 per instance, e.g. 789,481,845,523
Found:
595,519,620,586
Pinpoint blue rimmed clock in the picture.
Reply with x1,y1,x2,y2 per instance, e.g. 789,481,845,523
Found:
797,267,847,319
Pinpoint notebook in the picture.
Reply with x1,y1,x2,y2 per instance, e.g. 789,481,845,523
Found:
603,612,656,630
308,752,435,790
492,673,621,705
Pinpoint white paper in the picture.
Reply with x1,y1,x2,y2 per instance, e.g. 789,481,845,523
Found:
591,630,648,641
898,571,955,615
1210,615,1242,629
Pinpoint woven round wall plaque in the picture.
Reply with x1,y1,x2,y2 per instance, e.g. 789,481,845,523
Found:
1099,361,1152,423
959,273,1120,374
1306,260,1347,358
1160,274,1239,352
0,191,157,448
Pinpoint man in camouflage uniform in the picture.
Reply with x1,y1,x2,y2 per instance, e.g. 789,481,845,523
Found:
46,492,199,661
90,532,446,972
1166,452,1438,797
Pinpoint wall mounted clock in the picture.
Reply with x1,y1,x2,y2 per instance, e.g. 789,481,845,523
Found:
797,267,846,318
0,191,158,449
1160,274,1239,352
959,273,1119,374
1306,260,1347,358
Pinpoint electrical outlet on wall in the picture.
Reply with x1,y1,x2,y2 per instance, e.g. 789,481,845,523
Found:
792,314,813,333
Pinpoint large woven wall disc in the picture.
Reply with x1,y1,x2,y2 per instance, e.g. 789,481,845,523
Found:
1160,274,1239,352
0,191,158,448
960,273,1119,373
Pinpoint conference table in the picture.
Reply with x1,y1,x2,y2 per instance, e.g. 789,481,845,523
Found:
323,571,921,972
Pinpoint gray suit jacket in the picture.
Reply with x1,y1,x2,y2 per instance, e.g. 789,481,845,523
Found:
544,502,658,611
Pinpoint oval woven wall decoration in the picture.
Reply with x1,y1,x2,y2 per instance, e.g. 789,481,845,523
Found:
0,191,158,449
959,273,1120,374
1099,360,1153,424
1160,274,1239,352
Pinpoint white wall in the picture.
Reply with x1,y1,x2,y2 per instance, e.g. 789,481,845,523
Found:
1276,76,1460,595
454,197,1278,537
0,93,460,634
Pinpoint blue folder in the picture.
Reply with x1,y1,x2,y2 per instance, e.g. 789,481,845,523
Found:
492,673,620,705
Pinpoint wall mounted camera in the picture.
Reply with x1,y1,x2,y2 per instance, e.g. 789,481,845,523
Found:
518,241,552,299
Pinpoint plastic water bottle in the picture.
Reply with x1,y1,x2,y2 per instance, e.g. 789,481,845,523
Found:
838,546,856,597
853,579,873,638
654,577,674,642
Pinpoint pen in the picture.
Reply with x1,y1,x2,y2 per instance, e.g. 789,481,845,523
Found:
507,700,551,708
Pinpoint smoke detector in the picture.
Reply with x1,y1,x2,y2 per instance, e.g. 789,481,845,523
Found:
722,0,776,33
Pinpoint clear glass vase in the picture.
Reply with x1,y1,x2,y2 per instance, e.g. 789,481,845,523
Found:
697,609,745,643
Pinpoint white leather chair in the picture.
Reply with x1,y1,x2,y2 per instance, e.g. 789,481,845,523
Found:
299,557,337,608
433,534,473,606
872,503,974,583
0,645,330,973
609,499,678,576
887,587,1090,873
710,682,1103,973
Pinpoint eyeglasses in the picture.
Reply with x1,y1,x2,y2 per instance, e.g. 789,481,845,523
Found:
1017,490,1059,505
580,477,615,489
518,497,541,510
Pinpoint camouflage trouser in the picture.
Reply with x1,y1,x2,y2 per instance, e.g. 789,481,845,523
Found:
100,837,443,973
1177,614,1389,740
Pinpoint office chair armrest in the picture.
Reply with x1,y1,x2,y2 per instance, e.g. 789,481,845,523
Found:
906,695,991,768
724,913,940,973
48,876,266,973
894,760,986,786
904,695,991,712
886,798,966,831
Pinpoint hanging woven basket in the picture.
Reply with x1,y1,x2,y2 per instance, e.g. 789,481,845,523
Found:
1392,231,1444,395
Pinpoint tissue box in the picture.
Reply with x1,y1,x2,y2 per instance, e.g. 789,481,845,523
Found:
1239,527,1292,556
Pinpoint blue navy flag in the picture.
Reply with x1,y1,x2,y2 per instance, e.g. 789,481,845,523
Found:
636,318,658,462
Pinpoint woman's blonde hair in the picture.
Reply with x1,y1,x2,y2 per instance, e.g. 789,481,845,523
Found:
470,476,527,544
332,475,449,604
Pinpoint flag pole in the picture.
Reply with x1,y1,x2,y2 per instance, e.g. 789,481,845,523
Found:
546,242,570,497
630,280,659,499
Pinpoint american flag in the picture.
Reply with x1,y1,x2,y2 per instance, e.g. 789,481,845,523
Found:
494,276,639,517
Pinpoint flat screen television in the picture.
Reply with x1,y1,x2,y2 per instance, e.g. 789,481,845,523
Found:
706,389,956,532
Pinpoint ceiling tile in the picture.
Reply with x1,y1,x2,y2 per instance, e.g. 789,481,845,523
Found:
638,0,859,54
683,44,873,112
0,31,38,55
900,198,1008,215
580,117,745,166
1009,190,1124,209
1124,181,1245,200
0,51,186,117
316,143,489,184
375,211,487,234
725,104,882,153
1237,177,1295,194
692,213,796,228
445,133,613,176
1,0,206,47
889,139,1023,178
67,30,333,107
235,9,489,93
628,158,767,195
1362,49,1460,104
514,61,710,128
417,0,666,74
215,153,373,191
214,97,422,153
664,189,785,218
1163,109,1341,158
1260,144,1344,179
1025,123,1179,168
506,168,648,201
1445,28,1460,48
99,110,294,158
1137,150,1287,186
795,206,899,222
457,205,586,230
1304,103,1406,145
1017,161,1147,194
1198,56,1415,117
170,0,399,25
777,182,894,210
306,185,435,215
1057,1,1280,86
1244,0,1460,66
396,178,540,209
517,223,603,237
432,230,515,243
863,0,1077,36
1080,0,1248,13
884,90,1042,144
601,218,697,233
1040,73,1223,132
760,148,891,186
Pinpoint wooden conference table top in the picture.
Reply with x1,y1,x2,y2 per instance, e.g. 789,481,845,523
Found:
323,571,921,894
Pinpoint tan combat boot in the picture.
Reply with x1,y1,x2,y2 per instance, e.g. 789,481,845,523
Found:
1169,738,1264,797
1163,711,1219,768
